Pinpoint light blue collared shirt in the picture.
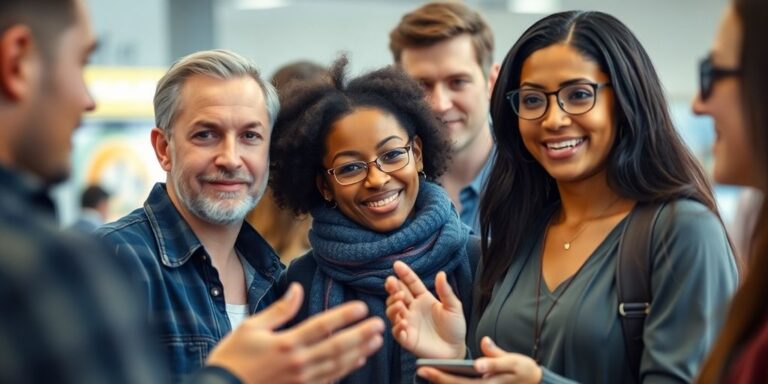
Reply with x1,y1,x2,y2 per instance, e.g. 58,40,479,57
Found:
458,146,495,235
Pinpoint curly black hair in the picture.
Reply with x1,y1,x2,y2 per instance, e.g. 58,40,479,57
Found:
270,56,451,216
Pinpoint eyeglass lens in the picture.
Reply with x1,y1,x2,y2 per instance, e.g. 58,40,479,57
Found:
509,84,599,120
332,146,411,185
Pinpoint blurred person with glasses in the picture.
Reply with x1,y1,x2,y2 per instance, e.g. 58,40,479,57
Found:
269,56,480,384
693,0,768,382
385,10,738,384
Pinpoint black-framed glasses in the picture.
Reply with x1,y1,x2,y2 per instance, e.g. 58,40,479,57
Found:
326,143,413,186
699,55,740,101
506,82,611,120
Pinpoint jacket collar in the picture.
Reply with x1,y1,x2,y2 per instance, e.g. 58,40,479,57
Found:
142,183,280,275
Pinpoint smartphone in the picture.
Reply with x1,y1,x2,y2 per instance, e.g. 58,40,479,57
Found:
415,358,482,378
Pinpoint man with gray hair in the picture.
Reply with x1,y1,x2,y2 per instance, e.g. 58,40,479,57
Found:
97,49,384,382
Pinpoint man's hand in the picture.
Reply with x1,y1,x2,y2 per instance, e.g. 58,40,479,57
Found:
207,283,385,384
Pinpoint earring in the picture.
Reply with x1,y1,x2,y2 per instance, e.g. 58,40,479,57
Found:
324,196,337,209
419,171,427,179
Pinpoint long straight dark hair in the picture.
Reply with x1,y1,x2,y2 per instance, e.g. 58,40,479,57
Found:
478,11,719,310
697,0,768,381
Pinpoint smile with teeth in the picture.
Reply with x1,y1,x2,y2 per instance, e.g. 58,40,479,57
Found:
365,191,400,208
546,138,585,150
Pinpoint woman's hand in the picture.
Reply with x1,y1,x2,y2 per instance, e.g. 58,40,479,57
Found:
416,337,543,384
384,260,467,359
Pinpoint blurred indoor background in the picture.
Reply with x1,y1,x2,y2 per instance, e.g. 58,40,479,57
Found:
58,0,738,231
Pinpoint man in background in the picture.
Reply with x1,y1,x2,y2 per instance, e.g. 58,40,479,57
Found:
390,1,499,233
70,184,110,232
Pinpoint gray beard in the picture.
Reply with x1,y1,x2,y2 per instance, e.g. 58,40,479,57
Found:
174,172,267,226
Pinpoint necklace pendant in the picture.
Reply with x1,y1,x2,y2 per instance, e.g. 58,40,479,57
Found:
564,242,571,250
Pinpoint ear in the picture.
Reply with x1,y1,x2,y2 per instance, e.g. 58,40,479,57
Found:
487,63,501,99
151,127,173,172
315,174,334,203
412,135,424,172
0,25,40,101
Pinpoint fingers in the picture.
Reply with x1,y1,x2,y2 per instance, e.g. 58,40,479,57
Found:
297,317,385,382
435,271,463,314
283,300,370,346
474,337,511,375
244,283,304,331
384,276,400,297
393,260,429,297
385,295,406,324
474,338,542,382
480,337,506,357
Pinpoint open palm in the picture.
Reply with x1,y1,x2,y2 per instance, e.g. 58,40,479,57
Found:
385,261,467,359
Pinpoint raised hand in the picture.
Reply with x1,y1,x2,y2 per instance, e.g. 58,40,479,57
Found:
207,283,385,384
415,337,542,384
384,260,467,359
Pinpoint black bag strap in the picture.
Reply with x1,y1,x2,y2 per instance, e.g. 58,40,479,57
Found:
467,235,482,278
616,201,664,382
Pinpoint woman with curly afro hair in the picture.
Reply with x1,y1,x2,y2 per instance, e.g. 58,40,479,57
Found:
270,57,479,383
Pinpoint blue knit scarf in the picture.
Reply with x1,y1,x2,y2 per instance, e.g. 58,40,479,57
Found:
308,181,473,383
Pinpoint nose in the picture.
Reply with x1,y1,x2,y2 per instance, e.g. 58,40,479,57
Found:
84,83,96,112
691,93,707,116
428,85,452,114
363,163,390,189
214,135,244,171
540,94,570,130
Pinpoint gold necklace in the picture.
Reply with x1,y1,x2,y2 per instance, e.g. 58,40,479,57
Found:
532,224,590,362
561,196,622,251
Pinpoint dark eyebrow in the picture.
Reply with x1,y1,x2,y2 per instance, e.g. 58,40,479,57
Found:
520,78,597,90
330,136,406,163
376,135,405,149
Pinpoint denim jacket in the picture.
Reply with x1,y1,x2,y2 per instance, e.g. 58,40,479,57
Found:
97,183,282,383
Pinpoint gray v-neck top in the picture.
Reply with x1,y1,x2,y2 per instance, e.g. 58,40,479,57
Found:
472,200,738,384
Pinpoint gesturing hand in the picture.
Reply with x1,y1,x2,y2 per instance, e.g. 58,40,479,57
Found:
207,283,385,384
384,260,467,359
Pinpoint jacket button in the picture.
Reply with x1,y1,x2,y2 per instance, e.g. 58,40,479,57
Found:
210,286,221,297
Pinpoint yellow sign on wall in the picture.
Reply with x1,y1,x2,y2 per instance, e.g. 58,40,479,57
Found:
85,67,166,118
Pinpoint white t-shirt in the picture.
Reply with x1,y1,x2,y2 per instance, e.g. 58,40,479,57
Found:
226,250,253,330
226,303,249,330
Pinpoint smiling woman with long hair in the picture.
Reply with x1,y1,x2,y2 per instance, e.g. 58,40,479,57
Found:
386,10,738,383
